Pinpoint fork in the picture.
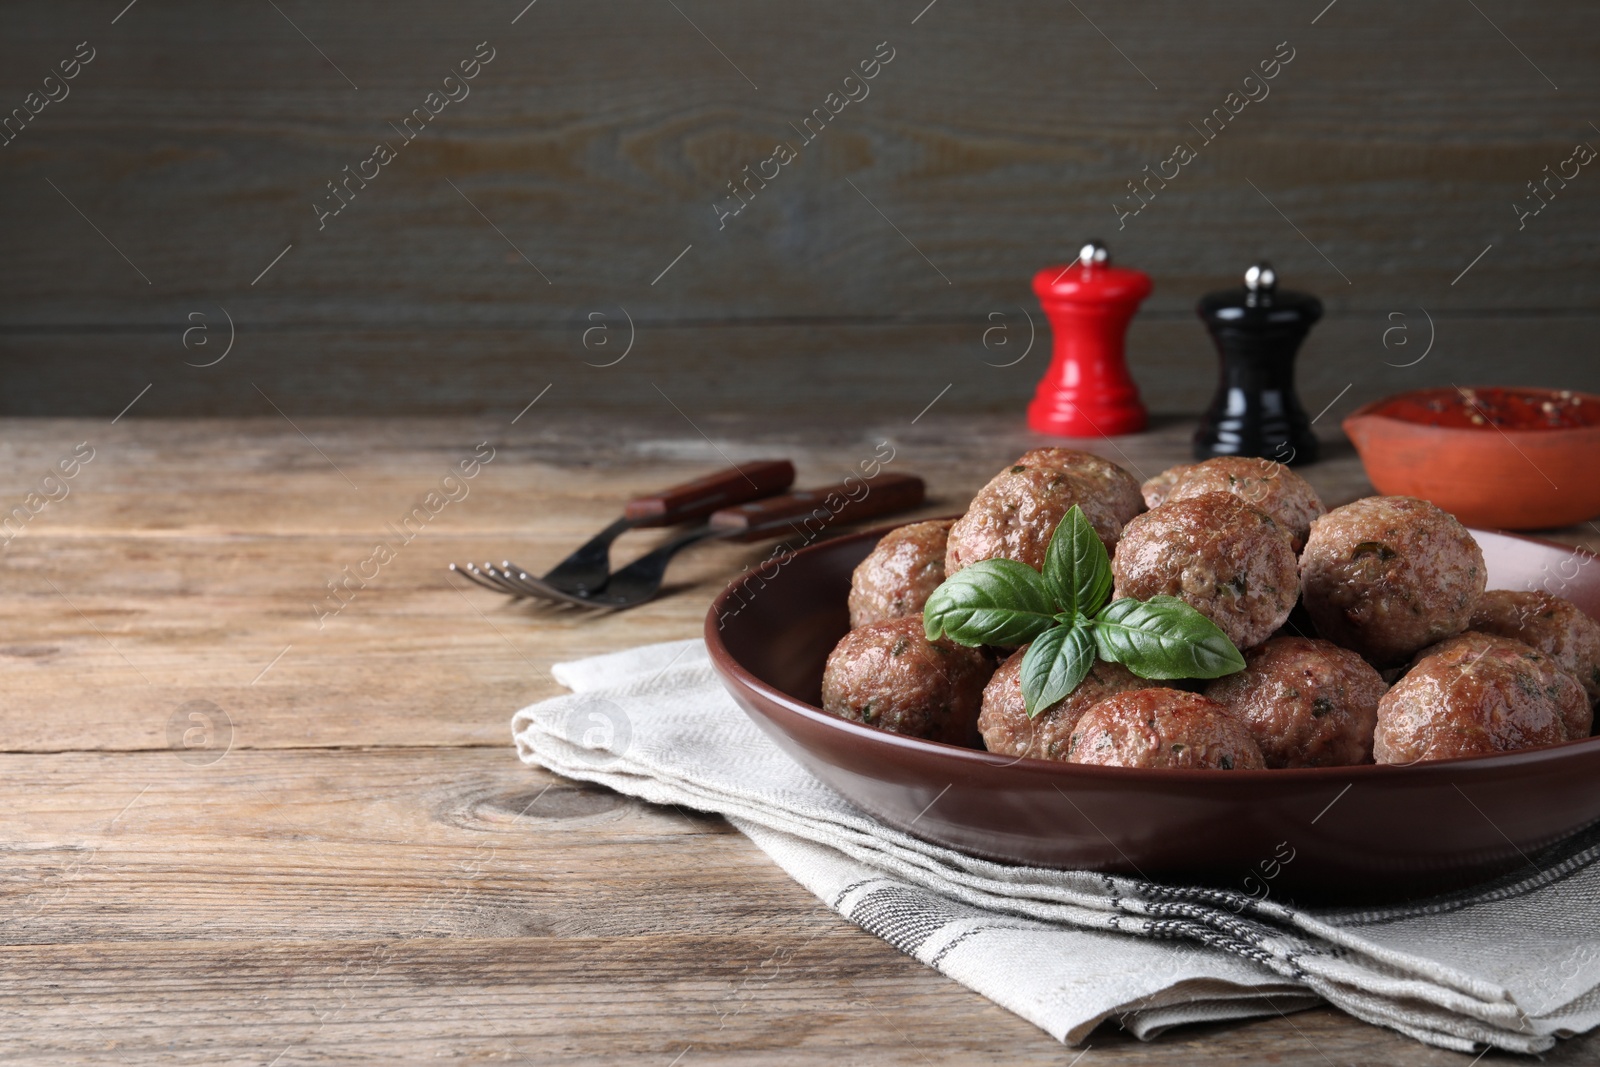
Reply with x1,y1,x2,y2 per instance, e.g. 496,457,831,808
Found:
451,460,794,597
458,472,926,610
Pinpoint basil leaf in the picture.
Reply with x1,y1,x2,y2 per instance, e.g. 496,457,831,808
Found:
922,558,1058,647
1042,504,1112,618
1020,622,1095,718
1092,595,1246,679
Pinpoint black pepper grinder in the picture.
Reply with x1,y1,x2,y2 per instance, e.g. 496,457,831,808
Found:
1193,262,1321,465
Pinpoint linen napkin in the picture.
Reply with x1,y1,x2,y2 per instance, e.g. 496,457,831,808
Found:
512,639,1600,1054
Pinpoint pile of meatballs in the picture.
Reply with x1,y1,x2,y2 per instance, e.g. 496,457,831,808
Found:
821,448,1600,770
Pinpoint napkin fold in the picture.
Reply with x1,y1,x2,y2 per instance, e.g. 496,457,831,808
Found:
512,639,1600,1054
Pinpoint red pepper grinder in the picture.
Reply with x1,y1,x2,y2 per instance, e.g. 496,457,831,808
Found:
1028,240,1152,437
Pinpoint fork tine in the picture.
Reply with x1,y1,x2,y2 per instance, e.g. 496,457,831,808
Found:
451,558,612,608
450,562,518,596
478,562,533,597
474,562,532,598
494,565,612,609
486,567,570,605
501,560,586,598
482,563,556,600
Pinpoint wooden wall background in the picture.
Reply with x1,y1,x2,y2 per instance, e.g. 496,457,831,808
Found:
1,1,1596,420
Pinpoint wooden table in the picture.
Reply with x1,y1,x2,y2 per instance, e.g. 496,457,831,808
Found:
4,413,1596,1065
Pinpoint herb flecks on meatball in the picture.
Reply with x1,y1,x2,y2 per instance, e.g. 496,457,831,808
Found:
1373,632,1589,764
1111,493,1299,651
1067,689,1266,769
1014,448,1145,526
821,617,993,747
848,519,955,629
1205,636,1385,767
1300,496,1485,666
1470,589,1600,705
945,460,1123,575
1159,456,1327,553
979,651,1161,761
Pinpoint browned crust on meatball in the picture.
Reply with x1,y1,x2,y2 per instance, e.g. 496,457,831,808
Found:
1470,590,1600,705
1300,496,1486,666
978,650,1162,761
821,617,993,747
1418,631,1592,740
1140,464,1194,510
1067,690,1266,769
1373,632,1590,764
946,463,1122,575
1014,448,1145,526
1110,493,1300,651
1205,636,1386,768
1162,457,1327,553
848,519,955,629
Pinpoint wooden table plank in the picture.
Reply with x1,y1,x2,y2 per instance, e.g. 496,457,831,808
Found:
23,940,1578,1066
4,747,1595,1065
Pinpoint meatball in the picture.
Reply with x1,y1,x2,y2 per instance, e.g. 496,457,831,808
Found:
1300,496,1486,666
1420,632,1591,740
1373,632,1590,764
848,519,955,628
1161,457,1327,552
1111,493,1300,651
1014,447,1145,526
821,617,993,746
1066,690,1266,769
1470,590,1600,705
946,462,1122,575
1140,464,1194,510
1205,636,1386,767
978,650,1161,761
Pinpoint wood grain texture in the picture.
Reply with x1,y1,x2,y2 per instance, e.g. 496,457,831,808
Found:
3,313,1599,418
1,415,1598,1062
2,748,1594,1065
2,0,1595,320
0,415,1591,755
1,1,1597,412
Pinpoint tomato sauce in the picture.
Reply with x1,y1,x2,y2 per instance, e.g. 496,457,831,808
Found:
1372,387,1598,430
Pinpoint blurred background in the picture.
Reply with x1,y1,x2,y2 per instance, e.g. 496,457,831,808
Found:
1,0,1595,423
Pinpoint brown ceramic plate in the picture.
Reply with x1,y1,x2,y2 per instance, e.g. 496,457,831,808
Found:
705,520,1600,903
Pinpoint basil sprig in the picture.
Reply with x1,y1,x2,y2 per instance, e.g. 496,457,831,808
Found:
923,505,1246,717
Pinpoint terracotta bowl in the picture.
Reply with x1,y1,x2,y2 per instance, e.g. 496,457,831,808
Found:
1342,387,1600,529
705,522,1600,903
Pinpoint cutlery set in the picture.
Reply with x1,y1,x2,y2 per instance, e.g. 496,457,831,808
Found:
450,461,925,610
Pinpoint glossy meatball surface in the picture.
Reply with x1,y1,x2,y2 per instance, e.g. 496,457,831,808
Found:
1421,631,1592,740
1066,690,1266,769
1299,496,1485,666
1205,636,1385,767
1470,589,1600,704
1140,464,1194,510
946,462,1121,575
821,617,993,747
848,519,955,629
978,651,1159,762
1014,447,1145,526
1373,632,1590,765
1162,457,1327,552
1111,493,1299,651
